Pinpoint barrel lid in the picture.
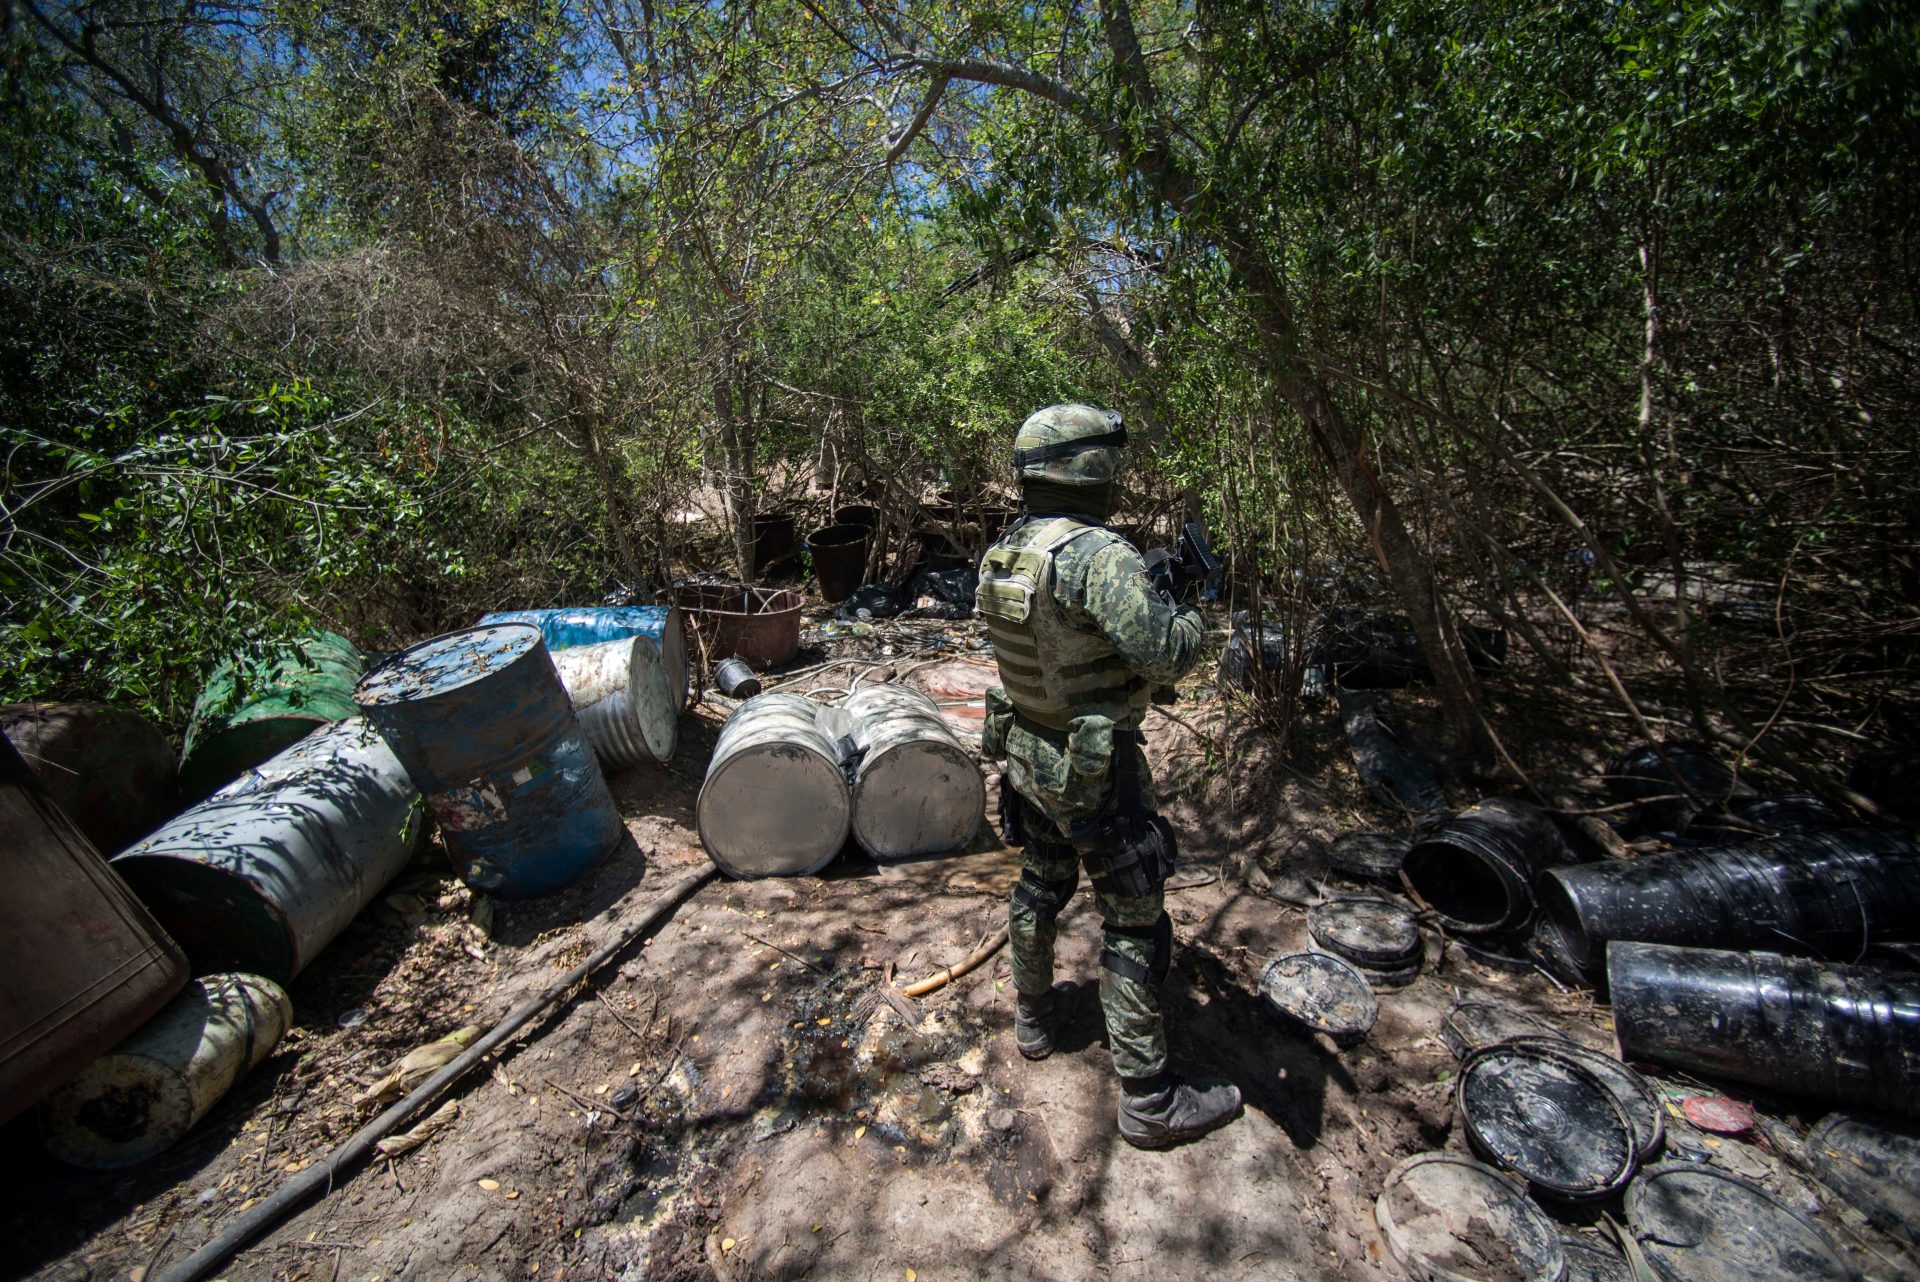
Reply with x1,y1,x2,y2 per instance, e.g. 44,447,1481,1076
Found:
1458,933,1538,975
1375,1152,1566,1282
1458,1041,1638,1200
355,624,544,704
1626,1166,1857,1282
1506,1035,1663,1161
1328,830,1409,882
1440,1000,1565,1060
1559,1235,1631,1282
1259,951,1377,1038
1804,1112,1920,1246
1307,896,1421,967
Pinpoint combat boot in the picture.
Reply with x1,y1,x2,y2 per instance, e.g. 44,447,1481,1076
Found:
1014,990,1057,1060
1117,1073,1243,1149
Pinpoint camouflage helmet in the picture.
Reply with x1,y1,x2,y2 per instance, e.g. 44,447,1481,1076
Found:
1012,404,1127,486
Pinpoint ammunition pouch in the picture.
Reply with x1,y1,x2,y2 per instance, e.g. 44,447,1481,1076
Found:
1100,913,1173,986
1012,869,1079,925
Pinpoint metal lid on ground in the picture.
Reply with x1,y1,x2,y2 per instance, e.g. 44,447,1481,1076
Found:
1307,895,1421,969
1259,952,1377,1040
1440,999,1566,1060
1559,1235,1631,1282
1504,1035,1663,1161
1328,830,1409,882
1375,1152,1566,1282
1457,1040,1637,1200
1804,1112,1920,1247
355,624,545,704
1626,1166,1857,1282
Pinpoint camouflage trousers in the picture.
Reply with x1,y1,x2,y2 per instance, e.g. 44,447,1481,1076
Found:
1007,808,1168,1080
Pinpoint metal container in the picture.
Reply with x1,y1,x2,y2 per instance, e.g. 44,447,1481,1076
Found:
751,512,797,574
0,738,188,1128
1539,829,1920,989
697,692,849,878
178,630,364,804
674,583,805,668
841,685,984,859
112,717,424,984
477,606,688,715
546,637,679,768
807,523,872,604
1403,796,1576,935
714,658,762,699
356,624,624,899
1610,942,1920,1120
2,701,177,856
38,973,291,1169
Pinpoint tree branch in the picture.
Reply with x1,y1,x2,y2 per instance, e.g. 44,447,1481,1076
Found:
883,71,948,165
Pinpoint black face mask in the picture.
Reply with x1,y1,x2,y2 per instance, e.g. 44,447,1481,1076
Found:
1020,477,1116,521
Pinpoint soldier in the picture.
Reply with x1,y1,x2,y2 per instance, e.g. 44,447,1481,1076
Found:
975,404,1242,1149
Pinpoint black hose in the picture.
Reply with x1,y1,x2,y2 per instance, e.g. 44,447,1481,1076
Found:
156,865,719,1282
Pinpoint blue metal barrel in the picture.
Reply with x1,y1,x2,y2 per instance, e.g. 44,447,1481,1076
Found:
355,624,624,898
477,606,688,715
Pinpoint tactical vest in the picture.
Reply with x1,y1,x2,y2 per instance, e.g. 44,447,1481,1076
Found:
976,516,1150,731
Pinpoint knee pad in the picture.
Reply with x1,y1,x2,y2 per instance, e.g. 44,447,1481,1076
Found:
1100,912,1172,985
1013,869,1078,924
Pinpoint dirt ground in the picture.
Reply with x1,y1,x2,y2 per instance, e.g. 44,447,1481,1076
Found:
4,616,1914,1282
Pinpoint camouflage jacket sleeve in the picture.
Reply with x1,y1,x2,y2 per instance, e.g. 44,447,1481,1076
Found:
1055,531,1206,685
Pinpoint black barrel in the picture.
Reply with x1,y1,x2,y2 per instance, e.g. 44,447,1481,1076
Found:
1402,797,1576,935
806,523,871,605
1852,745,1920,826
1681,793,1845,844
1603,740,1749,835
1610,942,1920,1121
1539,829,1920,989
751,512,797,574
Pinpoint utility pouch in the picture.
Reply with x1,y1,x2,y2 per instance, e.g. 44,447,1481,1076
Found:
1088,812,1179,899
981,685,1015,762
1064,714,1116,787
996,773,1027,848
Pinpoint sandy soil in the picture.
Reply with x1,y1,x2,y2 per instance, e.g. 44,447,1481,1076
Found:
4,620,1912,1282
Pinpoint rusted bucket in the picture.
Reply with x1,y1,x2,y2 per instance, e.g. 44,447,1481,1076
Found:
0,737,188,1127
807,524,871,604
674,583,805,669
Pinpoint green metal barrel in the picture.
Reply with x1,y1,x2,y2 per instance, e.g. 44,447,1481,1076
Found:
178,630,363,804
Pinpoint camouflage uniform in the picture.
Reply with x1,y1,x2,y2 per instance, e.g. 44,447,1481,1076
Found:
979,507,1204,1081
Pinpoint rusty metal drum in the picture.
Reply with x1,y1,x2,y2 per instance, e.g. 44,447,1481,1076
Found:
841,685,984,859
697,692,850,878
356,624,624,899
0,737,188,1127
112,716,424,984
1,701,176,856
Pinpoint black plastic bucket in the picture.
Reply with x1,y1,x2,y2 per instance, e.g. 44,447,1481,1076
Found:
806,524,871,604
1403,797,1576,935
1852,745,1920,825
1610,942,1920,1120
751,513,797,574
714,658,761,699
1539,829,1920,988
